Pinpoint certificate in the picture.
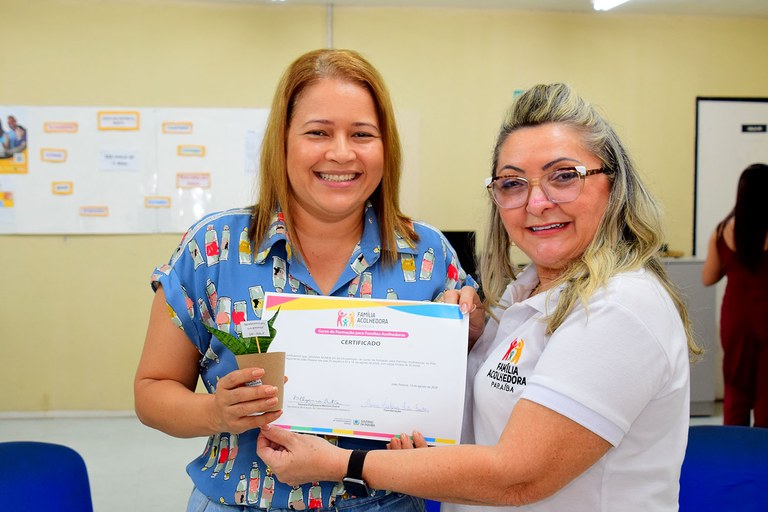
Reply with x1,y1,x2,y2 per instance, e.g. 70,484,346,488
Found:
263,293,468,446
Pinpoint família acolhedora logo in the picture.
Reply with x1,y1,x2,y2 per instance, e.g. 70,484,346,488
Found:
487,337,527,393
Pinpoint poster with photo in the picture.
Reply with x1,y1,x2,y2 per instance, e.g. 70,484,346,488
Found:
0,108,29,174
0,106,268,234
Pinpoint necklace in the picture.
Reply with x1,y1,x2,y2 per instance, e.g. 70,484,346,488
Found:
530,282,541,296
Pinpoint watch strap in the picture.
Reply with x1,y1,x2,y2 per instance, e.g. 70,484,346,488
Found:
346,449,368,481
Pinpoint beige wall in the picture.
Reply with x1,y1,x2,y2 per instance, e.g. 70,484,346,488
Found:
1,0,767,411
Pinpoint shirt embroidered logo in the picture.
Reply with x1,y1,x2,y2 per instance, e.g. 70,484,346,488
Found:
502,337,524,364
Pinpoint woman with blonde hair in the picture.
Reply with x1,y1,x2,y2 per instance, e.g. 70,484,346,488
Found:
256,83,701,512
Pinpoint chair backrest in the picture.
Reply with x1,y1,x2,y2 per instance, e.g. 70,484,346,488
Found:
679,425,768,512
0,441,94,512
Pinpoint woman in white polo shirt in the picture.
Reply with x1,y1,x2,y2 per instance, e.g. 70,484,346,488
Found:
255,83,702,512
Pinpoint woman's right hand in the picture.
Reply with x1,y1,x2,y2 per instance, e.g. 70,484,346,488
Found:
442,285,486,346
209,367,284,434
135,287,283,438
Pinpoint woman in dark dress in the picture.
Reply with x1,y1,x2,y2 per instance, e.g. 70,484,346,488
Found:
702,163,768,427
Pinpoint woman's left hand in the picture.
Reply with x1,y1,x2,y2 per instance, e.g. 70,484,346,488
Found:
386,431,428,450
442,285,485,345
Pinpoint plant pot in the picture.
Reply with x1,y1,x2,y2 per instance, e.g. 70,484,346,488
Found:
235,351,285,413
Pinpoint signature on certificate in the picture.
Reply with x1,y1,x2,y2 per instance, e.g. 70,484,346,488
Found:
361,399,430,413
291,395,346,409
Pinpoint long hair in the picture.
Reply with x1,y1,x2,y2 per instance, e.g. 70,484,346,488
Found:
719,163,768,272
249,48,416,263
480,83,701,356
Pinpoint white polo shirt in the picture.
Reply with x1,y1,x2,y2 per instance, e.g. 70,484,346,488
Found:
445,266,690,512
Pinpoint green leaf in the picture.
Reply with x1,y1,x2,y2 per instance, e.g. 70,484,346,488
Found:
258,308,281,353
203,324,249,355
202,307,281,355
240,336,256,353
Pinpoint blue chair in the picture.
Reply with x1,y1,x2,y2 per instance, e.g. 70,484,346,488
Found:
0,441,93,512
679,425,768,512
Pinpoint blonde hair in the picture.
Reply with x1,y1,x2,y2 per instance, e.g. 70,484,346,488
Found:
480,83,701,356
249,48,416,263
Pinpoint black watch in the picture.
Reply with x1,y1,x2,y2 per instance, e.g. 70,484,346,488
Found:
342,449,371,497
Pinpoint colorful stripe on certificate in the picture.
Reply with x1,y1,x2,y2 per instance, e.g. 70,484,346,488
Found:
272,424,457,445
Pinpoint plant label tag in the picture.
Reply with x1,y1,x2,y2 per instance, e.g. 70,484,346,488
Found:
241,320,270,338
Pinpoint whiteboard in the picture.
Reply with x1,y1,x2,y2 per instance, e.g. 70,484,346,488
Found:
694,98,768,256
0,106,268,234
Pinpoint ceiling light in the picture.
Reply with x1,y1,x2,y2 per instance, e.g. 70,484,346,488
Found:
592,0,631,11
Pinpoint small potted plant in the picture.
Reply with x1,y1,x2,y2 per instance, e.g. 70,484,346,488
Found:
203,309,284,412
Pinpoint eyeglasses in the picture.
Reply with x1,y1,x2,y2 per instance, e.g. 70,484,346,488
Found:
484,165,611,209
